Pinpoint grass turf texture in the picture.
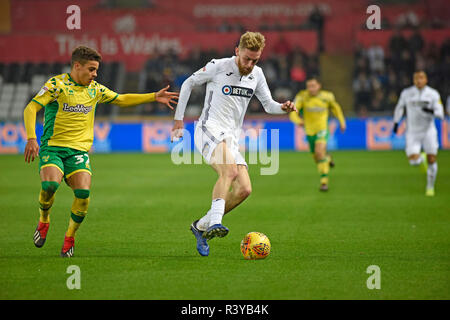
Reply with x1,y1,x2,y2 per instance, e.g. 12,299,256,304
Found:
0,150,449,299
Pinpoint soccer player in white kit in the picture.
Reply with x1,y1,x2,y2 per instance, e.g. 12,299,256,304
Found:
171,32,296,256
393,71,444,196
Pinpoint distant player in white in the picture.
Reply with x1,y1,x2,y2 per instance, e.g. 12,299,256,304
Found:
171,32,296,256
393,70,444,196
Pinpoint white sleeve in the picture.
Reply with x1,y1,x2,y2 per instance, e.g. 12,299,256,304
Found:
254,69,285,114
431,91,444,120
393,90,407,123
174,60,218,121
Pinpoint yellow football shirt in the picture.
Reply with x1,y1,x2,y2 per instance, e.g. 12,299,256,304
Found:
290,90,346,136
32,73,118,151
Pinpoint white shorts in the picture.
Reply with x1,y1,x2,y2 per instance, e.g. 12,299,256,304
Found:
405,126,439,156
194,123,247,167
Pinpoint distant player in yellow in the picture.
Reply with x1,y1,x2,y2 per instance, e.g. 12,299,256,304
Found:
289,77,346,191
23,46,178,257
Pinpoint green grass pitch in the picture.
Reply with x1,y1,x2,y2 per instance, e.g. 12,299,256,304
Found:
0,150,449,299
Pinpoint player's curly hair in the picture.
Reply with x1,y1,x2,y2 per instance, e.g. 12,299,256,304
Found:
71,46,102,67
238,31,266,51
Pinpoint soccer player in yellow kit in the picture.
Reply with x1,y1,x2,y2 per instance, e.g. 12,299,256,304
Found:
289,77,346,191
23,46,178,257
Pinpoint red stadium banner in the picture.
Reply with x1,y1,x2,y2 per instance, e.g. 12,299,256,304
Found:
7,0,444,54
0,31,318,71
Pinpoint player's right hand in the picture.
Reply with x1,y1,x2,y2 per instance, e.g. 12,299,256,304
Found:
24,138,39,163
171,120,184,142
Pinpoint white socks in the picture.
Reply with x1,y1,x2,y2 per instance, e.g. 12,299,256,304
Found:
197,211,210,231
427,162,438,190
196,198,225,231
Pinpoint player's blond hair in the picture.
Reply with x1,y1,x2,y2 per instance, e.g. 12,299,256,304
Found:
238,32,266,51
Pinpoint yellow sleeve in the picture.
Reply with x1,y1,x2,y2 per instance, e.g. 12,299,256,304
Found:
294,92,304,112
289,92,304,125
289,111,303,125
97,83,119,104
23,100,42,139
328,93,346,128
113,93,156,107
32,77,62,107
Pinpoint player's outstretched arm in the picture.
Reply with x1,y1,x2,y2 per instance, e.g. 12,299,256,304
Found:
23,100,42,163
114,85,179,109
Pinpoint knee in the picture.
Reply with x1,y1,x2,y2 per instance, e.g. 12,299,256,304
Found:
41,181,60,195
427,155,437,164
408,154,421,165
238,185,252,199
314,153,324,163
74,189,90,199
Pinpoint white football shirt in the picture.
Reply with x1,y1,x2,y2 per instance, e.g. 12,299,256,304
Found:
393,85,444,134
174,56,284,130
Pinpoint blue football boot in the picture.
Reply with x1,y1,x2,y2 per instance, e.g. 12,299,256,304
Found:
190,220,209,256
202,224,229,240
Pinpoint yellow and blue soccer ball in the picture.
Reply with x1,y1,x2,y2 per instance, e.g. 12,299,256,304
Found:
240,232,271,260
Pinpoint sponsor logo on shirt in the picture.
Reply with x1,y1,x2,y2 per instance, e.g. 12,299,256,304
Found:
222,85,253,98
62,103,93,114
412,100,430,108
307,105,327,112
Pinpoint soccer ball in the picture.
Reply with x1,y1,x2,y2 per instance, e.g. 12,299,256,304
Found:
240,232,271,260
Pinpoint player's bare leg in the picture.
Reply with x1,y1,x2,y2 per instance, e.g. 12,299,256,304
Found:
224,165,252,215
314,141,329,191
190,143,237,254
425,154,437,196
34,166,63,248
60,172,91,257
199,142,237,240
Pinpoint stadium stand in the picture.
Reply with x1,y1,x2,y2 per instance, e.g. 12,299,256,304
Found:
353,30,450,116
0,0,448,120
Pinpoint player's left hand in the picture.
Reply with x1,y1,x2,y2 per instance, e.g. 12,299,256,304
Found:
155,85,179,110
281,101,297,113
340,123,346,133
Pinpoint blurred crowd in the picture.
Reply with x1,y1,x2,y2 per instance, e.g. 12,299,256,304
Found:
353,29,450,116
139,40,320,116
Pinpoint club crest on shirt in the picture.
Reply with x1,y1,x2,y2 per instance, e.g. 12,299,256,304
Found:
87,88,96,98
222,85,253,98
